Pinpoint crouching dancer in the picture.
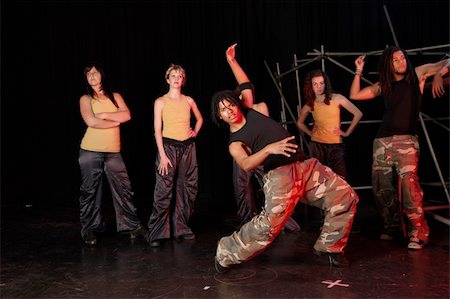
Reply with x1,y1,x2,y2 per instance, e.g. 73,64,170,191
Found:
211,68,358,272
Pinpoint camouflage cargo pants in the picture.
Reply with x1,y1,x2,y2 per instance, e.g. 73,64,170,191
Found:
372,135,429,241
216,158,358,268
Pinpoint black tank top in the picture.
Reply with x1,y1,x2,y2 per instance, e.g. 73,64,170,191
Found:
377,77,422,138
229,109,307,172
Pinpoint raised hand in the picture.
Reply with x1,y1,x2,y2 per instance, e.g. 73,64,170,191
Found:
355,55,366,71
226,43,238,63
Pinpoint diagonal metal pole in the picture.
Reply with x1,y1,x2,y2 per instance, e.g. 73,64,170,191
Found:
421,113,450,132
276,56,322,79
419,113,450,204
383,5,400,47
324,54,374,85
264,60,310,150
264,60,301,124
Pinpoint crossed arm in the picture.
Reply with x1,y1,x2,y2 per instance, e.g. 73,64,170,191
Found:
79,92,130,128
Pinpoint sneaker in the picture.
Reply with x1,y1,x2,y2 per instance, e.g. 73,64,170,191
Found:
150,240,161,247
313,249,349,268
380,229,407,243
380,233,395,241
176,233,196,241
214,257,230,273
83,231,97,246
408,237,427,250
129,225,147,239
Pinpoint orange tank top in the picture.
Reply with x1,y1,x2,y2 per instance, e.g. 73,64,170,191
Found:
311,99,342,144
80,97,121,152
162,95,191,141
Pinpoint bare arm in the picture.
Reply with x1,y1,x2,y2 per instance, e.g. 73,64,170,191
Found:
226,43,254,108
230,136,298,172
79,95,120,128
186,96,204,137
349,55,381,100
154,98,172,175
415,58,450,98
95,92,131,123
296,105,313,136
336,94,363,137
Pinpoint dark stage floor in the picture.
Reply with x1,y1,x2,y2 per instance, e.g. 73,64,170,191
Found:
1,193,449,299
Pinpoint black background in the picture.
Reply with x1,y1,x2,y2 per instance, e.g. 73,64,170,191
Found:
2,0,449,217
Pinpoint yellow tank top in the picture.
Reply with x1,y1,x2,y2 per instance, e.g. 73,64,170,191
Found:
162,95,191,141
311,98,342,144
80,97,121,152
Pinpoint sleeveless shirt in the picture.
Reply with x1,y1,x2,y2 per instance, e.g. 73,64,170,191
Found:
80,97,120,153
162,95,191,141
377,77,422,138
229,109,307,172
311,98,342,144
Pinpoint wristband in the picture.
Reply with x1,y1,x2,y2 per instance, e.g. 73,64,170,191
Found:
238,82,254,92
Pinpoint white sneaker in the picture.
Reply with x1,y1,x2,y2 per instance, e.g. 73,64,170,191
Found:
408,237,427,250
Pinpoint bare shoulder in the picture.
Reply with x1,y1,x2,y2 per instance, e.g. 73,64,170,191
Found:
333,93,349,104
300,104,311,112
252,102,269,116
367,82,381,96
112,91,123,98
80,94,91,103
185,95,199,109
154,96,165,107
112,92,125,103
185,95,196,104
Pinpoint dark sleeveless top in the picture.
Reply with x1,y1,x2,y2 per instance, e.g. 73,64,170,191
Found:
377,77,422,138
229,109,307,172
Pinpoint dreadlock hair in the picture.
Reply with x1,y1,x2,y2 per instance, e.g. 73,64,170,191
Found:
378,46,417,97
303,69,333,111
83,63,118,108
211,89,246,127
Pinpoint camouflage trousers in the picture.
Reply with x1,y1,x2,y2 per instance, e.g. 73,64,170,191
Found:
216,158,358,267
372,135,429,241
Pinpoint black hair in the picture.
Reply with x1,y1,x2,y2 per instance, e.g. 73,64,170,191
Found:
210,90,246,127
83,63,118,108
378,46,417,97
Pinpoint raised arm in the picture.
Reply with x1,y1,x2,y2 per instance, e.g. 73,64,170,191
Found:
226,43,254,108
296,105,313,136
94,92,131,123
415,57,450,98
336,94,363,137
79,95,120,128
349,55,381,100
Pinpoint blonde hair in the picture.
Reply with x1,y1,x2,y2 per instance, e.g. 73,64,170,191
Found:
165,64,186,85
